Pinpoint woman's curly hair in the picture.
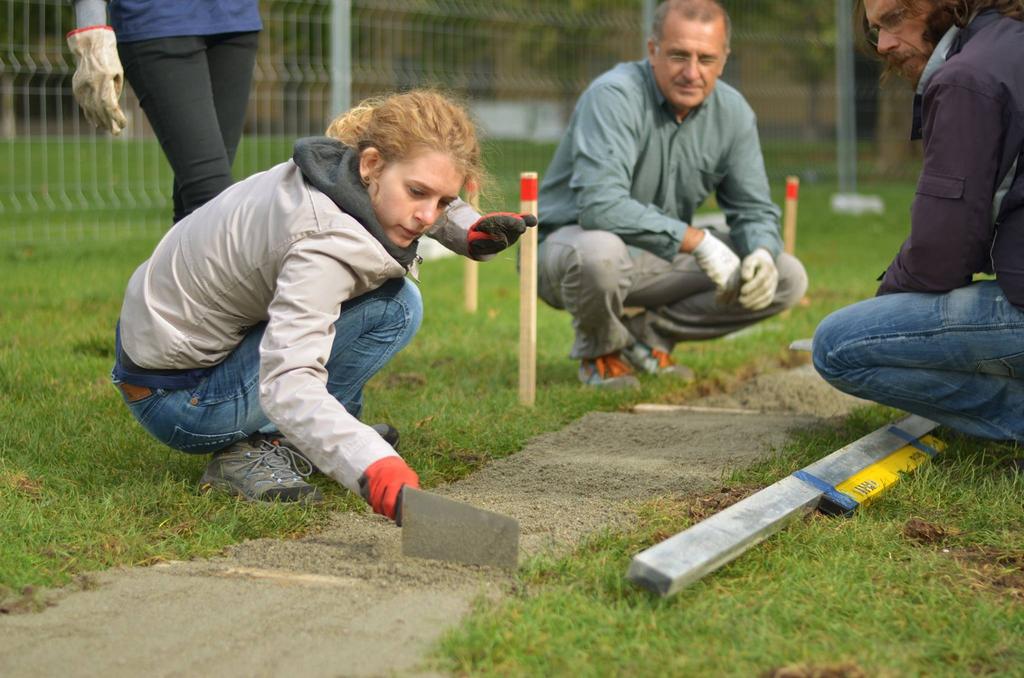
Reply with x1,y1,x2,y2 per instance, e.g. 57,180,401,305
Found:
325,89,484,190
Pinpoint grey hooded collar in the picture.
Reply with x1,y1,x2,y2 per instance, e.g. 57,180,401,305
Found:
292,137,419,268
916,24,961,95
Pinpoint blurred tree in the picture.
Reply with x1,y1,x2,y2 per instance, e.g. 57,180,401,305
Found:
727,0,835,140
350,0,641,107
875,76,921,178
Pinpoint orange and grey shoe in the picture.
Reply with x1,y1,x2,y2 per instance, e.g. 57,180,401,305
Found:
578,352,641,389
622,342,696,382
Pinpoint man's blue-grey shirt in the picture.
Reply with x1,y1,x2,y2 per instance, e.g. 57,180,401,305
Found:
538,59,782,261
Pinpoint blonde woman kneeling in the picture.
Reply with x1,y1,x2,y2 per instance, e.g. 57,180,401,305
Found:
112,90,535,522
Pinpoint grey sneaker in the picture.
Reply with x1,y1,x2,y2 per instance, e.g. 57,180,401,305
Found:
199,435,323,503
578,352,641,389
622,342,695,382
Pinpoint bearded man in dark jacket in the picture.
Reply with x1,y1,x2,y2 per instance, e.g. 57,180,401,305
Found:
813,0,1024,441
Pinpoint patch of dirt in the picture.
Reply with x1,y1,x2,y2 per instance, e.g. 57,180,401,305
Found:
945,547,1024,601
901,520,1022,601
761,662,867,678
0,575,98,616
0,586,53,615
0,472,43,499
0,364,867,677
903,517,961,544
684,485,763,522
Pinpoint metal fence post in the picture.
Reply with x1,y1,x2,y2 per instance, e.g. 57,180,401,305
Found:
832,0,884,214
642,0,655,54
331,0,352,117
836,0,856,196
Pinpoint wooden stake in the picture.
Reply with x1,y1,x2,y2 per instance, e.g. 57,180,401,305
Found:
518,172,539,407
464,180,480,313
783,175,800,255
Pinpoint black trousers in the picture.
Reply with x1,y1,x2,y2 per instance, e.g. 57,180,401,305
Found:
119,32,259,223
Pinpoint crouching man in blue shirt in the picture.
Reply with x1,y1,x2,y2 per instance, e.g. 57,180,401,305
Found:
813,0,1024,441
537,0,808,389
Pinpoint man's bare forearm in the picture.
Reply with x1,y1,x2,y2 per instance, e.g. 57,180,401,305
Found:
679,225,705,253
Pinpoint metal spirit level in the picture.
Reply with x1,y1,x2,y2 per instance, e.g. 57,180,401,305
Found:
627,414,941,597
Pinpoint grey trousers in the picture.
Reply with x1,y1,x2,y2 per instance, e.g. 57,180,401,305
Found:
537,225,809,360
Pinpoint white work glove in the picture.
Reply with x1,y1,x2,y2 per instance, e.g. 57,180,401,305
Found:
66,26,127,135
739,248,779,311
691,230,741,305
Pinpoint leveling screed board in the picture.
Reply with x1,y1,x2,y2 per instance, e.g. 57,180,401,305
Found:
627,414,944,597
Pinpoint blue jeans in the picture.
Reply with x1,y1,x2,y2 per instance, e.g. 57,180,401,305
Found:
116,278,422,454
812,281,1024,441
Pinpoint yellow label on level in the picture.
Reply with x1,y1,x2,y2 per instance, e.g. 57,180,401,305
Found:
834,435,945,506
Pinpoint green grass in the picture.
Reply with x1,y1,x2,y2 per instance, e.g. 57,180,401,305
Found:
2,172,1018,672
0,180,911,592
437,409,1024,676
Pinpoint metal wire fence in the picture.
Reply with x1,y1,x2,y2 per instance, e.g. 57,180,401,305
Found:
0,0,917,243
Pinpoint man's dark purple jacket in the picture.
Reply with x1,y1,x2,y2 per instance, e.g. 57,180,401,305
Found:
879,11,1024,308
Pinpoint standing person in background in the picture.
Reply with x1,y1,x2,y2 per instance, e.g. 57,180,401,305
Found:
66,0,260,222
813,0,1024,442
112,90,535,519
537,0,808,389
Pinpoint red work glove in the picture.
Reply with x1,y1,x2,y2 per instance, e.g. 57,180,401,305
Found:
358,456,419,524
467,212,538,257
